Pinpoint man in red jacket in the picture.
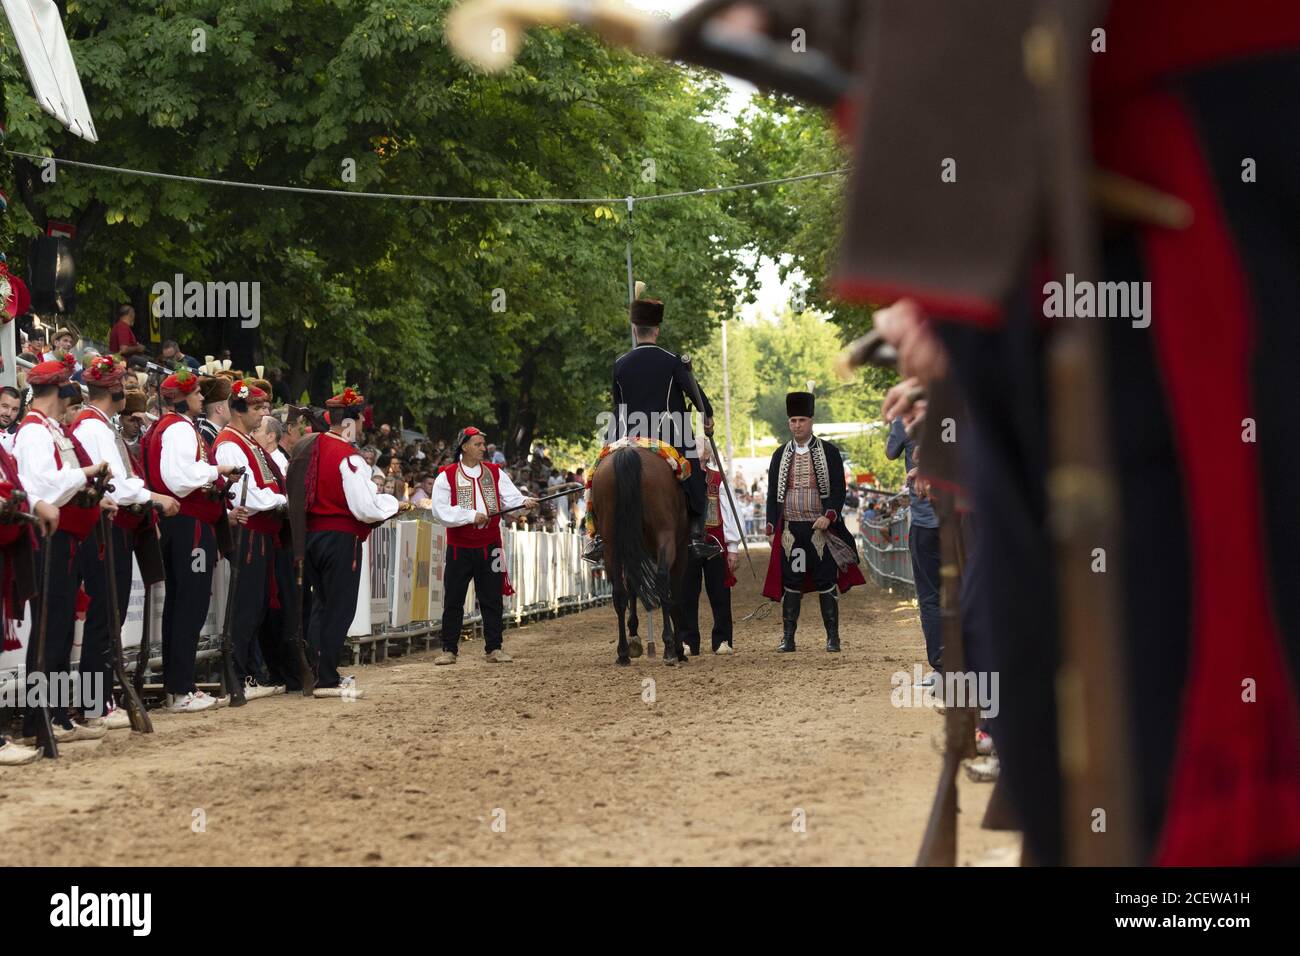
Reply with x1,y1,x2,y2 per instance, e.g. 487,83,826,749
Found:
431,427,535,664
213,380,286,698
140,368,240,713
15,354,113,746
301,388,398,697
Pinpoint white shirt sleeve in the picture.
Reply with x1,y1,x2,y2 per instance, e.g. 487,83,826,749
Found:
496,469,527,512
720,487,741,551
272,448,289,473
14,424,86,508
432,470,477,527
340,455,398,523
215,441,287,513
74,417,150,507
160,421,220,496
0,431,14,456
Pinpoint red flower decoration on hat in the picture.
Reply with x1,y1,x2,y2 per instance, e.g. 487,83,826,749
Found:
231,380,251,401
85,355,117,383
339,386,361,405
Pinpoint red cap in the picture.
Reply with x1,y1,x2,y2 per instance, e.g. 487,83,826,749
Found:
231,379,269,404
26,352,76,386
161,367,200,402
82,355,126,389
325,386,364,408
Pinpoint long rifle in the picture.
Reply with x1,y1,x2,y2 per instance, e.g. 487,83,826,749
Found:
291,561,316,696
134,577,152,701
218,478,249,707
97,511,152,733
911,378,978,866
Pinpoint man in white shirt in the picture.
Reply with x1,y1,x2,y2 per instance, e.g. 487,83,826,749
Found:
0,385,21,455
140,369,241,713
72,357,179,729
431,427,536,664
679,440,743,655
299,388,399,697
213,381,288,698
15,355,114,747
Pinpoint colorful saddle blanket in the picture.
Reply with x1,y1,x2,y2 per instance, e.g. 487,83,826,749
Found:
583,437,691,536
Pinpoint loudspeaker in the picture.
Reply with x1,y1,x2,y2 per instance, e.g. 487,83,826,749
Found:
28,236,76,313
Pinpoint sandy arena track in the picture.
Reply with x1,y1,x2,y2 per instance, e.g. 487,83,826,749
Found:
0,548,1018,866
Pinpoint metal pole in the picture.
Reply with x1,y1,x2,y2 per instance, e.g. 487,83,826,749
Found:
625,195,636,345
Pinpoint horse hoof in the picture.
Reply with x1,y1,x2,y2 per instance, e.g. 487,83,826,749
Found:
616,656,630,667
663,657,677,667
628,637,643,658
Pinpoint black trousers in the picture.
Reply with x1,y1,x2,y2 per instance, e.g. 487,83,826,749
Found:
779,520,838,593
78,523,131,715
305,530,363,688
909,523,943,671
682,463,706,518
259,545,302,690
23,530,83,735
160,514,216,695
679,552,732,653
439,544,505,654
229,528,274,685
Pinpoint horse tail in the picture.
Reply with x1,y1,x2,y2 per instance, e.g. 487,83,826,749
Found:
611,447,665,609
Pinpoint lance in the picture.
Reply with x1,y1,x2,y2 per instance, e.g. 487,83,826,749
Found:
491,483,585,518
678,356,755,580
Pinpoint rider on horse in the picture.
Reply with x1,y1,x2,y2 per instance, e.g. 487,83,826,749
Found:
584,296,722,564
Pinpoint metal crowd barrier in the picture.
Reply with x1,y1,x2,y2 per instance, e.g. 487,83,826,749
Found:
0,513,611,693
858,507,915,596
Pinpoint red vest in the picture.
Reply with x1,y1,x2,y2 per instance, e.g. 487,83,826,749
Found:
0,443,30,549
439,461,505,550
305,433,374,541
142,413,223,525
213,427,284,536
18,411,99,540
72,406,148,533
704,468,736,588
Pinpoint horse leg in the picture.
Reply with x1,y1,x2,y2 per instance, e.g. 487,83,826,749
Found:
657,545,682,666
613,579,630,667
670,554,689,662
626,581,643,658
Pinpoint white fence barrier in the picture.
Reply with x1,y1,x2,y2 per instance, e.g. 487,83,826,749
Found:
0,515,609,695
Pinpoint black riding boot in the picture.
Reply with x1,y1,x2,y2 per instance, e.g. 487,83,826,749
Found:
582,534,604,564
820,591,840,652
777,590,800,652
687,511,722,561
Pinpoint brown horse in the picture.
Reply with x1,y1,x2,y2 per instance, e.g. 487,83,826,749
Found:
589,444,690,666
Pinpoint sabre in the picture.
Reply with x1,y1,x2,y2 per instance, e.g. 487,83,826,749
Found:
491,483,585,518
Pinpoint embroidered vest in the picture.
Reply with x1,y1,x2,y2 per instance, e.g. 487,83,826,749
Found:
213,426,284,536
440,461,505,549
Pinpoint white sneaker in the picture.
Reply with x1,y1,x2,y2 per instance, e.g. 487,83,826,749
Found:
714,643,733,655
62,721,108,741
915,670,940,688
0,740,41,766
243,678,276,701
313,675,365,699
269,685,286,697
104,709,133,730
169,692,216,714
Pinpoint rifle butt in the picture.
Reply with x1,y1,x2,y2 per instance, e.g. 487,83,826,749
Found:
915,756,960,867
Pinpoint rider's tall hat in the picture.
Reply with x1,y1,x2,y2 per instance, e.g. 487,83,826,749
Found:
630,298,664,326
786,391,815,418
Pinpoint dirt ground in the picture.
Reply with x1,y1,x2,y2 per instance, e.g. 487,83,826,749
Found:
0,547,1018,866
